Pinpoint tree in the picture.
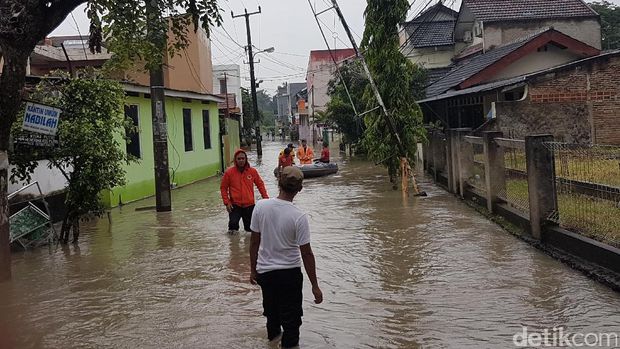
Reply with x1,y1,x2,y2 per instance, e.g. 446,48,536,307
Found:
590,1,620,50
241,87,255,145
361,0,426,182
256,89,276,132
0,0,221,279
325,60,367,147
11,74,130,243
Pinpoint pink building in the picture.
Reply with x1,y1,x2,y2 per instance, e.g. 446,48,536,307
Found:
304,49,355,143
306,49,356,116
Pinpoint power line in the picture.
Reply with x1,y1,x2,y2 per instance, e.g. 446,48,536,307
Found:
70,12,89,60
217,26,245,49
272,51,309,58
257,52,306,72
211,42,244,64
307,0,359,117
399,0,457,53
182,48,211,92
220,1,242,43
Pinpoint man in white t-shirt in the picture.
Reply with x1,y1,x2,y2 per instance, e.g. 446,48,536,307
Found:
249,166,323,348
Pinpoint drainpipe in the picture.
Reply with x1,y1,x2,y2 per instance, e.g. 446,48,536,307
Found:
481,21,485,53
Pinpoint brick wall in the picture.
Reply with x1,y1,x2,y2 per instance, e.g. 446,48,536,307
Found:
525,55,620,144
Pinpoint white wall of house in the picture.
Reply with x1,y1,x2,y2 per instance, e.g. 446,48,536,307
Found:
454,5,476,42
484,19,601,49
212,64,243,115
298,115,313,143
307,61,335,116
8,160,69,196
489,45,582,81
406,47,455,68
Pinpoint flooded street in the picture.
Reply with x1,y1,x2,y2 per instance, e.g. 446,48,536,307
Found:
1,141,619,349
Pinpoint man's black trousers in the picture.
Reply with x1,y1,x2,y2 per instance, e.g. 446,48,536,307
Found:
228,204,254,231
257,267,303,348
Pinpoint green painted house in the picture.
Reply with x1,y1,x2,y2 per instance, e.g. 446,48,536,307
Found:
101,83,226,207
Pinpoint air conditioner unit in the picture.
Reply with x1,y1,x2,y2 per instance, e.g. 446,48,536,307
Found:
463,30,473,42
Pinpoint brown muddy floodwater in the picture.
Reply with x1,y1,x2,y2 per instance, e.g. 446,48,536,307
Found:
1,141,619,349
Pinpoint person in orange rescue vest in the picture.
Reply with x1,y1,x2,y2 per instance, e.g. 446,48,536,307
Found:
296,139,314,165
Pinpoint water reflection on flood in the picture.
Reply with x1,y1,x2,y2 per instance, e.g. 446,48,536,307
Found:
0,141,618,349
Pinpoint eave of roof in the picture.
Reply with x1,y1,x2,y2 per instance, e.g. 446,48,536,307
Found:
122,83,224,103
424,28,600,97
419,50,620,103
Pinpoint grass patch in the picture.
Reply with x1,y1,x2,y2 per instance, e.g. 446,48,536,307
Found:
497,179,620,248
558,194,620,249
474,148,620,188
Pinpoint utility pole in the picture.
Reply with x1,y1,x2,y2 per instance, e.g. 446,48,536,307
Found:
146,0,172,212
311,77,316,144
313,0,426,195
220,72,229,173
330,0,405,156
232,8,262,156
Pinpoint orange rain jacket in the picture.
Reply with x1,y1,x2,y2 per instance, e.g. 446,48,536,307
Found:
220,149,269,207
297,146,315,165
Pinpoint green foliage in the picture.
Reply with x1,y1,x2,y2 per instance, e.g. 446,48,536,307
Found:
86,0,222,72
241,87,253,140
361,0,426,176
325,61,367,146
10,74,130,240
256,89,276,130
589,1,620,50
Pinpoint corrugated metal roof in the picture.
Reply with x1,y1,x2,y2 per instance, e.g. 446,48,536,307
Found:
419,76,527,103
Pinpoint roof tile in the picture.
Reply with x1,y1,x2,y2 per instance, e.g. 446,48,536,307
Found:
425,27,552,97
463,0,598,22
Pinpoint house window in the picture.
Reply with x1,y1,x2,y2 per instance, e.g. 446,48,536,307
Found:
183,108,193,152
202,110,211,149
219,79,227,94
125,105,141,159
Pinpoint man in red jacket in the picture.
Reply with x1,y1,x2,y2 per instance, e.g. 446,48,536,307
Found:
221,149,269,234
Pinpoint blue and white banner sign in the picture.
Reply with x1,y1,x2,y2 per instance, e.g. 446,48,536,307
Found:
22,102,62,136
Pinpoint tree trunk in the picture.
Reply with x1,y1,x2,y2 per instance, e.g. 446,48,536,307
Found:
60,211,82,244
0,161,10,281
61,213,72,244
71,218,80,244
0,0,87,280
0,48,29,281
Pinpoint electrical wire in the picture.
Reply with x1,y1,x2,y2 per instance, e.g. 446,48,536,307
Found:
70,12,89,60
307,0,359,116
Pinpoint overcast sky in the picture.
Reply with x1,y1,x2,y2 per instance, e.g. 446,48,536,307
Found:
51,0,619,95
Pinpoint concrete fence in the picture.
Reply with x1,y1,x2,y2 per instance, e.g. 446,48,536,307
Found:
423,129,620,276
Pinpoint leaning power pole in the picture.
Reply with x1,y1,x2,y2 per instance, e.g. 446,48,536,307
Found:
309,0,426,195
146,0,172,212
330,0,405,156
232,8,263,156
